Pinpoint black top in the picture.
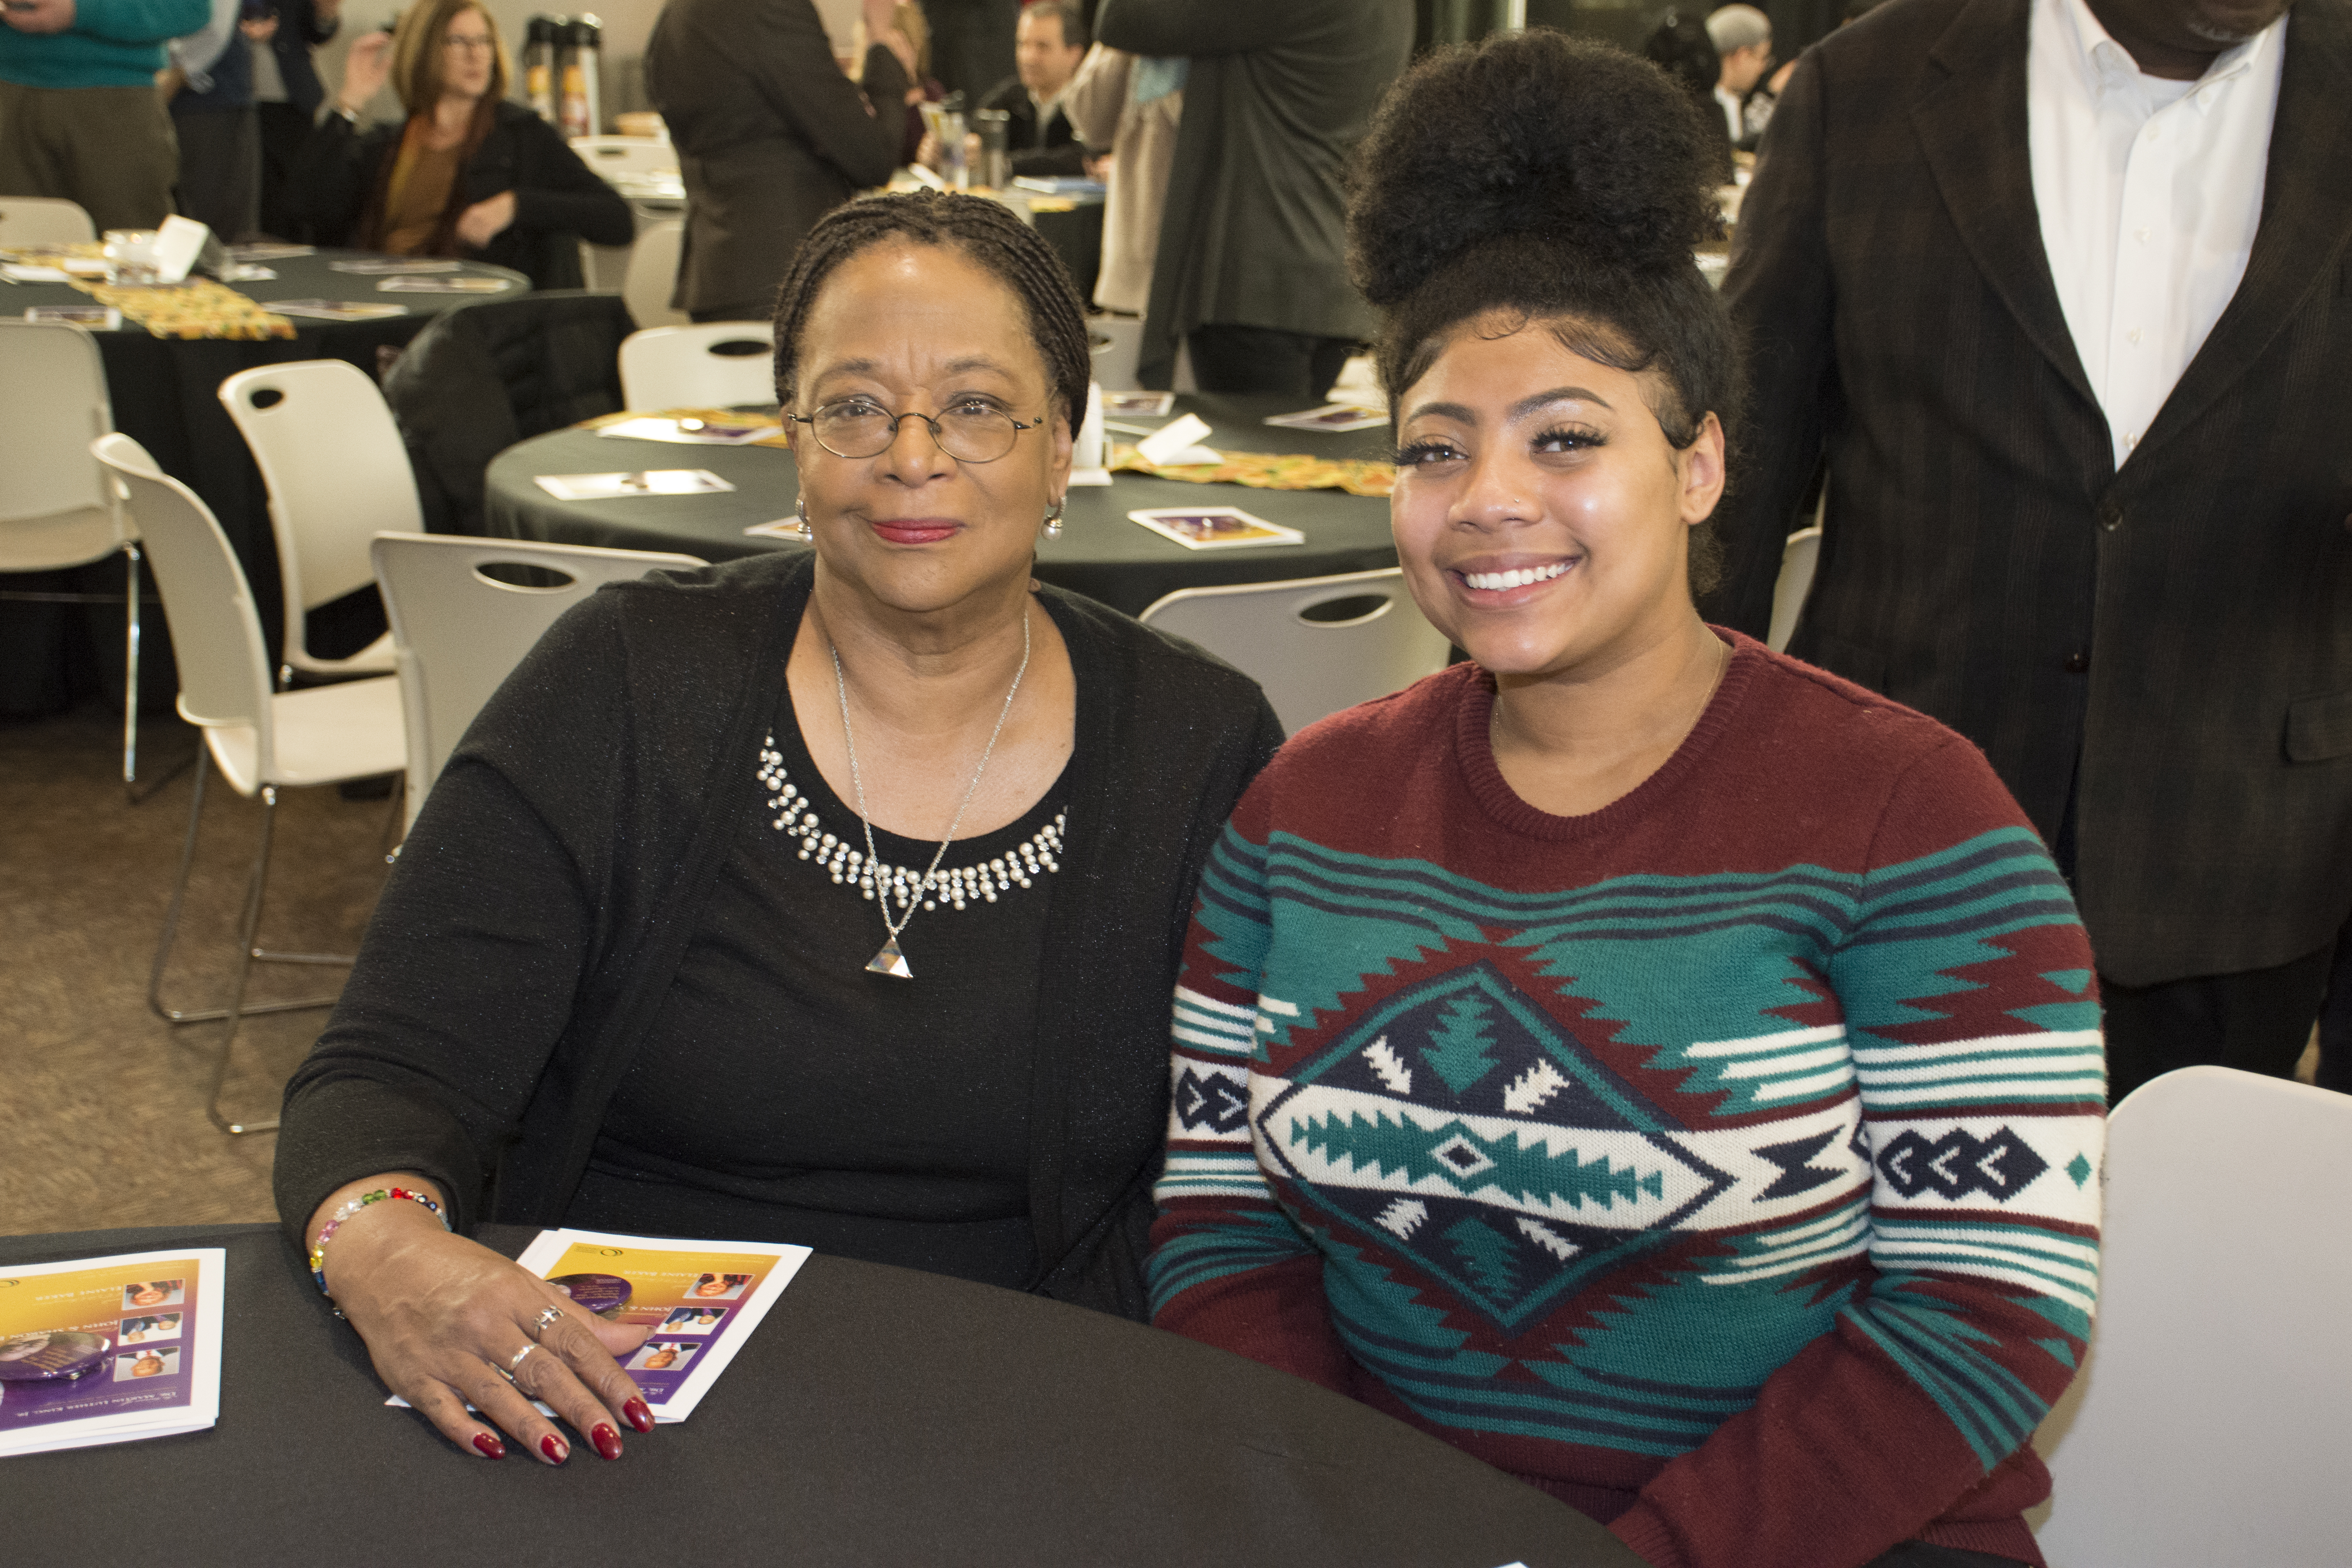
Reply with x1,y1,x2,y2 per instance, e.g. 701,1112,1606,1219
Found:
978,74,1089,178
287,99,633,290
579,696,1071,1290
274,554,1286,1318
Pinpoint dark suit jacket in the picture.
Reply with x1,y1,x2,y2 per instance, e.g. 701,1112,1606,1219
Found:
978,74,1089,179
644,0,909,318
1096,0,1413,387
266,0,336,114
1713,0,2352,986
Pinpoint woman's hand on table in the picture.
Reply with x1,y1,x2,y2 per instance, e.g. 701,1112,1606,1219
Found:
456,190,516,248
336,29,391,115
313,1180,653,1464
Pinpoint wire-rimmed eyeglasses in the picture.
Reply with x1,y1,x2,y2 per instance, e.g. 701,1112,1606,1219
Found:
790,398,1045,464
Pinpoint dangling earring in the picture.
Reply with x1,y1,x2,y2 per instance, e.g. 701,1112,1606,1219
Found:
792,494,812,538
1043,498,1065,539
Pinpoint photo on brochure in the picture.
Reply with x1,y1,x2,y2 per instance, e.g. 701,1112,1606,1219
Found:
1262,403,1388,432
1127,506,1307,551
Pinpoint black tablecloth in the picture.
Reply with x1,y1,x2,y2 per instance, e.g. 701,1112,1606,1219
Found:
0,252,529,720
483,393,1398,618
3,1222,1637,1568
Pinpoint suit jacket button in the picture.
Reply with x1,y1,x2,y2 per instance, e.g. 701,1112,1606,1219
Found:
2097,502,2123,531
2064,650,2090,673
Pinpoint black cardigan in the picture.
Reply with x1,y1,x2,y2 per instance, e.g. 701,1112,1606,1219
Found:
289,99,633,289
274,554,1284,1319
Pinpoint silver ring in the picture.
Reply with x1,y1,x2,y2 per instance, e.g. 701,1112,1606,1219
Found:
531,1306,564,1338
508,1342,536,1373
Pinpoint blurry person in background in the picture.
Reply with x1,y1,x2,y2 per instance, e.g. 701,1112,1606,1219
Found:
241,0,340,240
1704,3,1773,146
978,1,1089,178
166,0,260,240
647,0,915,323
1095,0,1413,398
0,0,208,230
291,0,630,287
1061,40,1183,317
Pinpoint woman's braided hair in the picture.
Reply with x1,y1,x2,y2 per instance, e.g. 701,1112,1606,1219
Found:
770,191,1093,432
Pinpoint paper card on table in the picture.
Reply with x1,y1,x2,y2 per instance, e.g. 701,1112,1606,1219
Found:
329,258,461,274
24,305,121,329
151,215,210,284
267,298,411,321
377,274,514,293
2,263,72,282
1128,506,1305,551
220,265,276,282
1135,412,1220,467
598,414,783,446
535,469,735,500
229,242,316,260
387,1229,809,1424
1263,403,1388,433
1100,390,1174,416
0,1247,224,1456
744,518,810,539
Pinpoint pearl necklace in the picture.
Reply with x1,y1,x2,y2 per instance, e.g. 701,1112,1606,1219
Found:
829,606,1032,978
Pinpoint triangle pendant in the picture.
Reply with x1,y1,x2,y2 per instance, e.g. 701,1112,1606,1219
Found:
865,935,913,978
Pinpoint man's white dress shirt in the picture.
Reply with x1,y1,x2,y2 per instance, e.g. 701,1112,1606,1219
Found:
2028,0,2285,470
1715,83,1745,142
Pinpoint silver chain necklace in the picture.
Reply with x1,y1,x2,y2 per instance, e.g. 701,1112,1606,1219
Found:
829,604,1032,978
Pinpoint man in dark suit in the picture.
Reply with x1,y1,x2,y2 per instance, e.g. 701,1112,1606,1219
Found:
244,0,340,240
977,0,1090,179
646,0,912,324
1714,0,2352,1102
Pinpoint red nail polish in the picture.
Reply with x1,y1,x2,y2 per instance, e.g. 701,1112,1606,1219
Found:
540,1432,568,1464
624,1397,653,1434
472,1432,505,1459
592,1422,623,1461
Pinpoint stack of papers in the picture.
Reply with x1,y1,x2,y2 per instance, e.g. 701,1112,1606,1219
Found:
0,1248,223,1455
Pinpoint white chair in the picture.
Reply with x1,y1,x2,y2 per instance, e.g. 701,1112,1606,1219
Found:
569,135,680,180
1088,314,1143,390
618,321,775,409
2029,1066,2352,1567
0,195,97,247
622,219,689,330
94,434,406,1136
217,359,426,685
0,319,147,787
1766,524,1821,653
1139,568,1452,735
371,533,706,831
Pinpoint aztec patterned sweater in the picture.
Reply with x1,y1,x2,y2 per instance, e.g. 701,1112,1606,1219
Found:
1149,637,2105,1568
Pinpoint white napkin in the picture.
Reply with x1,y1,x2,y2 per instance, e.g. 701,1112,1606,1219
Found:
1135,411,1219,467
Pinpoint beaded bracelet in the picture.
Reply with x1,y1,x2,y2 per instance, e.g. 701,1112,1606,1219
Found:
308,1187,449,1298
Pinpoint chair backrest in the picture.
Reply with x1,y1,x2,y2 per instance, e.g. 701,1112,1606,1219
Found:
92,434,272,753
0,196,97,248
218,361,426,668
1138,568,1452,735
622,220,688,330
0,320,120,553
380,291,633,534
371,532,707,826
1767,524,1821,653
1088,315,1143,390
2029,1066,2352,1567
569,135,680,179
618,321,774,409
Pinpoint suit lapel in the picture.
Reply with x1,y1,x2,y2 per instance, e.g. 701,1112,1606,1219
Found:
1911,0,2099,411
2140,0,2352,456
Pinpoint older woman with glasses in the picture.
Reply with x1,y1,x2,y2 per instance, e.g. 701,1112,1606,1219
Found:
287,0,628,285
272,191,1283,1468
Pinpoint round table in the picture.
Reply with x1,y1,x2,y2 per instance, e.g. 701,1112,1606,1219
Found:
483,392,1397,619
2,1222,1639,1568
1,250,529,719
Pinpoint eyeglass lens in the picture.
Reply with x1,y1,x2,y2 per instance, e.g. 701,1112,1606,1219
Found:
813,405,1022,463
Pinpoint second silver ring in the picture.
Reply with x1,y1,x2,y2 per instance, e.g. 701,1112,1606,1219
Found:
508,1342,537,1373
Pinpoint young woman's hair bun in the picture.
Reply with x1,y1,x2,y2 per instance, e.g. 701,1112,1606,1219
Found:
1347,28,1720,308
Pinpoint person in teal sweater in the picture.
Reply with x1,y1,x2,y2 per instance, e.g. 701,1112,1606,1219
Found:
0,0,209,230
1149,31,2105,1568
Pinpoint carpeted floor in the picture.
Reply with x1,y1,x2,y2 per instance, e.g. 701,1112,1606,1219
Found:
1,701,395,1238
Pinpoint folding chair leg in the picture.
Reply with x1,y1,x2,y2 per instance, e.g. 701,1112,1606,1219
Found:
121,541,139,788
207,785,284,1136
149,756,346,1028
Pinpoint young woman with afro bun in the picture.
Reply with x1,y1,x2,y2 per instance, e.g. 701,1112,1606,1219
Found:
1145,29,2106,1568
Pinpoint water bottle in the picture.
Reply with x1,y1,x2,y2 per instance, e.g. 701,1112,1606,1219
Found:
524,15,562,123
